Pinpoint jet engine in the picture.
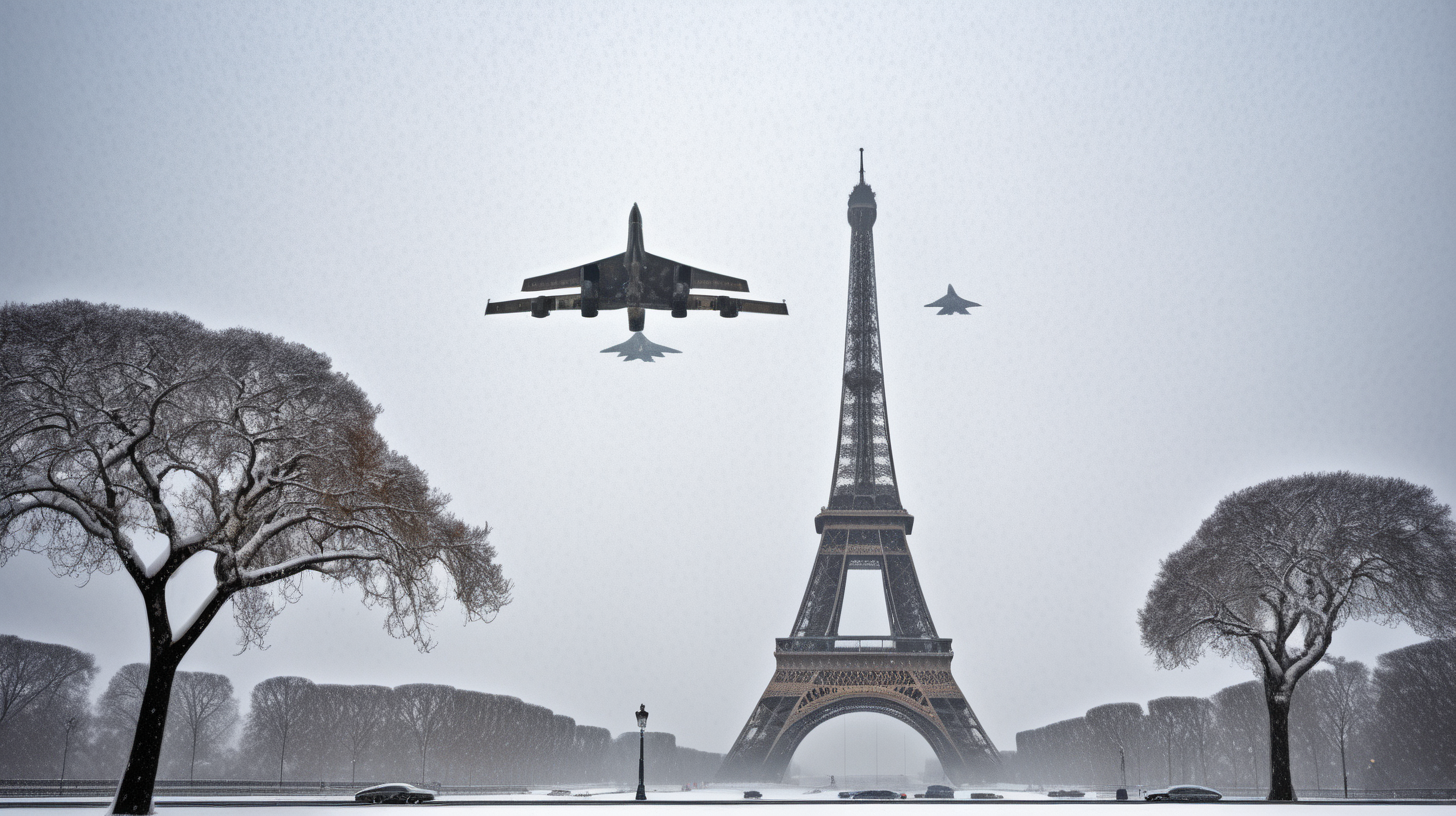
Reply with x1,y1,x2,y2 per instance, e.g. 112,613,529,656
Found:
671,264,692,318
531,295,551,318
717,296,738,318
580,263,600,317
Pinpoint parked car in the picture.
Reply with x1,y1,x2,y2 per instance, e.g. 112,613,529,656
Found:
924,785,955,799
1144,785,1222,802
852,790,902,799
1047,790,1085,798
743,791,762,799
354,784,437,804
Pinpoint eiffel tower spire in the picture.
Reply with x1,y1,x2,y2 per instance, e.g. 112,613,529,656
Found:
717,159,999,785
830,152,902,512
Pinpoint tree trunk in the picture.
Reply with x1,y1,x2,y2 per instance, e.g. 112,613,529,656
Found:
1197,738,1205,786
1164,734,1172,786
59,728,72,796
1265,686,1296,801
1309,733,1321,790
111,657,181,815
1339,740,1348,799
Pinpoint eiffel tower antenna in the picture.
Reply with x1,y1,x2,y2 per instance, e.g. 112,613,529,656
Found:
859,148,865,184
718,162,1000,786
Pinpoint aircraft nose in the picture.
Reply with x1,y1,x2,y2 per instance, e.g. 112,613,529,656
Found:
629,203,641,223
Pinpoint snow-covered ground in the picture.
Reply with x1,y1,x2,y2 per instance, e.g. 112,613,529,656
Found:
2,787,1454,814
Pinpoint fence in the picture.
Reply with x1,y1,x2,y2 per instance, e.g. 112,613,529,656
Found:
2,779,1454,800
0,780,532,798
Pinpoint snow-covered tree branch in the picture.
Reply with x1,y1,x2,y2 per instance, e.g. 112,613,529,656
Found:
0,301,511,814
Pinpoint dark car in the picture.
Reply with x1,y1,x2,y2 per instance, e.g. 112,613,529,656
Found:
1145,785,1222,802
924,785,955,799
743,791,762,799
354,784,436,804
1047,790,1086,798
852,790,902,799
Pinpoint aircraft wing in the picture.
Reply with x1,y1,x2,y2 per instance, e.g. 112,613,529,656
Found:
925,294,981,308
520,254,625,292
645,253,749,292
734,298,790,315
680,294,789,315
484,294,583,315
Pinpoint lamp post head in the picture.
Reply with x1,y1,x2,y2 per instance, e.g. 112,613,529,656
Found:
636,704,649,730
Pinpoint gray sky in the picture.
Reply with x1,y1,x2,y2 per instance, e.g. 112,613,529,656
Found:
2,0,1454,778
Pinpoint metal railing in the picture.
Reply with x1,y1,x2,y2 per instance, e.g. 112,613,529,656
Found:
1004,784,1456,801
776,637,952,653
2,779,1453,800
0,780,535,798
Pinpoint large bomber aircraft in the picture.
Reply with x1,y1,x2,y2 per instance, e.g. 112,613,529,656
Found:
484,204,788,332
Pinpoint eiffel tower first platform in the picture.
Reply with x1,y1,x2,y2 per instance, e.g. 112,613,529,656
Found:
717,156,1000,785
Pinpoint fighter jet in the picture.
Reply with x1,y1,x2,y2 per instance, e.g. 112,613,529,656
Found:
925,285,982,315
484,204,788,332
600,332,681,363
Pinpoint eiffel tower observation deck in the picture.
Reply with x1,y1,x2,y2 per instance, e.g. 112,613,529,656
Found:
718,155,999,784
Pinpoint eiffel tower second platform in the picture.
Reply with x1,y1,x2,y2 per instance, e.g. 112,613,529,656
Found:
717,158,999,784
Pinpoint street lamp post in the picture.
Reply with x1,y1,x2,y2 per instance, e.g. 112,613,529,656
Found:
58,716,77,796
635,705,649,801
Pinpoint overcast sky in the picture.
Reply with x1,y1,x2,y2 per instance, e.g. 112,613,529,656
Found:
2,0,1454,779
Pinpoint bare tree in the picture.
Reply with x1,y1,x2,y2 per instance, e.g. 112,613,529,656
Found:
1148,697,1204,786
303,685,352,781
1313,657,1370,797
54,703,85,795
0,635,97,740
1184,697,1214,784
171,672,238,781
394,684,455,785
1366,638,1456,789
0,301,510,813
93,663,151,774
1139,472,1456,799
337,685,392,784
1288,670,1330,790
1085,703,1143,787
246,676,315,786
1212,681,1266,791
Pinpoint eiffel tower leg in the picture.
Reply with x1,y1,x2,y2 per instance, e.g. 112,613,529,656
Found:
717,682,800,782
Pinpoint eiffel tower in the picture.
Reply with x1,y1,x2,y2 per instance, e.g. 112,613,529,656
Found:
717,154,999,785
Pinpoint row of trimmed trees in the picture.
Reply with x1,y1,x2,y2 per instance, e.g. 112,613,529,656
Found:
1011,639,1456,793
0,634,720,786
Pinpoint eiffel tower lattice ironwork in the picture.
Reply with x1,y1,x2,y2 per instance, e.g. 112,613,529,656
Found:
717,155,1000,784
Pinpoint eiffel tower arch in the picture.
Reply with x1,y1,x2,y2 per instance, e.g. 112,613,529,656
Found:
718,155,999,785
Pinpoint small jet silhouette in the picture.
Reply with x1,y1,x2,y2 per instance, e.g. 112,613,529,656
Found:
600,332,681,363
485,204,788,332
925,285,981,315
